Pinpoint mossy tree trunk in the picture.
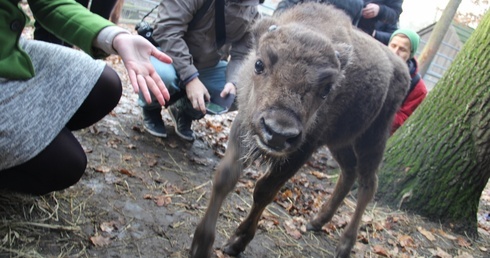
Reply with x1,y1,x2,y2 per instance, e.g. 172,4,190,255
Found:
377,10,490,236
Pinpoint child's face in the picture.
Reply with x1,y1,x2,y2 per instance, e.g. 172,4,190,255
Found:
388,35,411,62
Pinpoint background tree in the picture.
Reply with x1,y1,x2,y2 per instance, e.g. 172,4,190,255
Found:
376,9,490,237
418,0,462,76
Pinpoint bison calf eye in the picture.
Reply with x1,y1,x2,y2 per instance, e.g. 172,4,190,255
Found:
254,60,265,74
321,84,332,99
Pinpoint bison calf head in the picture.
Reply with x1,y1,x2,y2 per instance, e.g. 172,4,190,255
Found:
238,18,353,157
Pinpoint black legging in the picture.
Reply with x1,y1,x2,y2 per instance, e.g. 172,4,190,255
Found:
0,65,122,195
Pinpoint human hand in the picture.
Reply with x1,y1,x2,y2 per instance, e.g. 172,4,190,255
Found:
112,33,173,105
220,82,237,98
185,78,210,114
362,3,380,19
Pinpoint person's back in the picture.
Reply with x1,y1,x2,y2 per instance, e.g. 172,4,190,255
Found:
138,0,261,141
372,20,399,45
274,0,364,25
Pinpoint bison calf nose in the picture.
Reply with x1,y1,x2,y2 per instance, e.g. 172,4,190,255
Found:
259,115,302,152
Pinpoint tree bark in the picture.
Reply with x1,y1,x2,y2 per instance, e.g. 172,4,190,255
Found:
377,10,490,237
418,0,463,76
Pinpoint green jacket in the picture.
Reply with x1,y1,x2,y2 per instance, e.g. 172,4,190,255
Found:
0,0,114,80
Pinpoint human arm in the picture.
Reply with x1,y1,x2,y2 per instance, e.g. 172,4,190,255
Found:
391,79,428,134
152,0,214,109
151,0,204,85
28,0,113,57
29,0,173,105
370,0,403,24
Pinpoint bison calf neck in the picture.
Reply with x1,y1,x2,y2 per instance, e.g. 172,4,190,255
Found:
190,3,410,258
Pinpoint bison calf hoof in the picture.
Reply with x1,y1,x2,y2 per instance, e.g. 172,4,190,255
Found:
222,236,247,256
306,222,322,232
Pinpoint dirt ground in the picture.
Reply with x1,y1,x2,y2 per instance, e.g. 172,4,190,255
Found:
1,17,490,258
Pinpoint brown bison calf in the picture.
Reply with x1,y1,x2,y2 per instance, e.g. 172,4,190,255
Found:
190,3,410,258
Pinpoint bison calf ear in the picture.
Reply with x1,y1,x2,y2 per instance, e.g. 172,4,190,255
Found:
334,43,353,69
252,17,278,44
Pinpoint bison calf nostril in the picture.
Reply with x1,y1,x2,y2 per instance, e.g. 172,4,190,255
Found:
260,117,301,151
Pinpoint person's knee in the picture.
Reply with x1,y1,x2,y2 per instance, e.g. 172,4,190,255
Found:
150,56,179,91
64,151,87,187
101,65,123,107
41,133,88,194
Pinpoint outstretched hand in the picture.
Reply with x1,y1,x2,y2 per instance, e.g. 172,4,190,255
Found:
112,33,173,105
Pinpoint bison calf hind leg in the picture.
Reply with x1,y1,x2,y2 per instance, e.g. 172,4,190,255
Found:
307,146,358,231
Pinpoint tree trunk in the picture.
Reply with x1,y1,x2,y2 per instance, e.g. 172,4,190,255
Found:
110,0,125,24
377,10,490,237
418,0,463,76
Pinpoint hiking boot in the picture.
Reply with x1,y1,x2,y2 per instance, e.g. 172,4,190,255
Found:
168,105,195,141
142,108,167,138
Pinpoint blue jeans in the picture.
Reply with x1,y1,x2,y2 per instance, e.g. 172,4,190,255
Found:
138,56,228,120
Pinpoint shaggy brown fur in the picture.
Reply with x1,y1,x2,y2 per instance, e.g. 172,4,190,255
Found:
190,3,410,258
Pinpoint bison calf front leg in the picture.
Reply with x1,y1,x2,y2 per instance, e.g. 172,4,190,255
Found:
190,125,244,258
224,149,315,256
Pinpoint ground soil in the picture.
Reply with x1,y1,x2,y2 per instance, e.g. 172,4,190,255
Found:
1,18,490,258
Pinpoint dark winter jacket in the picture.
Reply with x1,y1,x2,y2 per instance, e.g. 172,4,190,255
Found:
392,58,428,134
274,0,364,25
373,20,398,45
358,0,403,36
151,0,260,85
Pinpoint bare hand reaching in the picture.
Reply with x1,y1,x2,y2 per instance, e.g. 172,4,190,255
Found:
112,33,173,105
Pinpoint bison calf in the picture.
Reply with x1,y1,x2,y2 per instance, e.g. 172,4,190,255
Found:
190,3,410,258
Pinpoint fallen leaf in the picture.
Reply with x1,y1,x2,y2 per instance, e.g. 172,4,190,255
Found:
455,251,474,258
100,221,118,233
147,158,158,167
372,245,389,257
437,229,457,240
155,195,172,207
131,125,144,133
457,236,471,248
90,234,111,247
283,220,302,239
119,168,133,176
215,249,225,258
94,166,111,173
417,226,436,241
398,234,415,248
433,247,451,258
310,171,329,179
